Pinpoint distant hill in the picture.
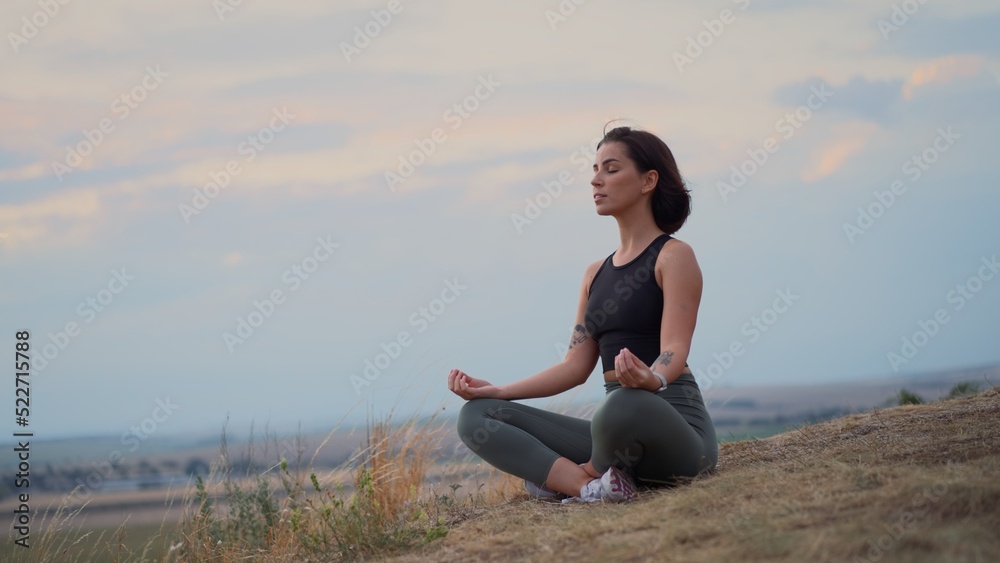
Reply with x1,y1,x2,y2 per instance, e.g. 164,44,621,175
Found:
697,362,999,440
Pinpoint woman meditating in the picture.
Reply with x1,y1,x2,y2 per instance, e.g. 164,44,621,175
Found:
447,125,717,502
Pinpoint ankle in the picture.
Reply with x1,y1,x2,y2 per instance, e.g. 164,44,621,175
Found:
545,458,599,497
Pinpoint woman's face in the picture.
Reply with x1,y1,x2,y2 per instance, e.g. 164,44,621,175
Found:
591,141,654,216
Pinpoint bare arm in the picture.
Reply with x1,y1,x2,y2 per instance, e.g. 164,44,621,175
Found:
449,261,601,401
498,261,602,400
652,239,702,385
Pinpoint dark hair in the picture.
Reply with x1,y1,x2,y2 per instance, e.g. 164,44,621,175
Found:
597,125,691,235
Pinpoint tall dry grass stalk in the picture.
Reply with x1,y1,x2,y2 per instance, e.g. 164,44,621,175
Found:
164,407,505,561
362,412,448,523
2,486,182,563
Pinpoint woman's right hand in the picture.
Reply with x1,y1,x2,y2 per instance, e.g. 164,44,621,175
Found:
448,368,503,400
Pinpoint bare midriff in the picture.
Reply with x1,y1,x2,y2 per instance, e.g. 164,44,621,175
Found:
602,367,693,383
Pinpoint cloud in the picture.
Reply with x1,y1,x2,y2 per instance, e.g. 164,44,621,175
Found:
774,75,903,124
903,55,985,99
222,251,244,266
875,10,1000,58
799,122,879,183
3,0,999,439
0,161,48,183
0,189,103,249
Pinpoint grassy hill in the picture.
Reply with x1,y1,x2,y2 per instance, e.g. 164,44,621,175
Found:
383,387,1000,562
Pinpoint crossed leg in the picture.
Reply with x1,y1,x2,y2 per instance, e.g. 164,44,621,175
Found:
457,390,711,497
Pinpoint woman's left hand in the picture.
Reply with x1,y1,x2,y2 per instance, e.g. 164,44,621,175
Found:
614,348,657,391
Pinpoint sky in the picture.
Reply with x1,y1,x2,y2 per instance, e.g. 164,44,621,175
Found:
1,0,998,440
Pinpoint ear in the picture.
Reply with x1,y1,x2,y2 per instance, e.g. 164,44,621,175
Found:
641,169,658,193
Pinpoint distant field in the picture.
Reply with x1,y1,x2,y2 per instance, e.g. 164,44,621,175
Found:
2,522,176,563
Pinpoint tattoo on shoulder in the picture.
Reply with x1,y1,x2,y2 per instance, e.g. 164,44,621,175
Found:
653,350,674,369
568,324,588,349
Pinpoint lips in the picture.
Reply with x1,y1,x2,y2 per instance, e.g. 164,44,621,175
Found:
594,193,606,202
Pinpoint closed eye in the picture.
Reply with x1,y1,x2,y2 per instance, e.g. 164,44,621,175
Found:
594,157,623,173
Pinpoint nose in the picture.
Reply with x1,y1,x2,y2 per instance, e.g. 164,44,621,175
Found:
591,172,601,188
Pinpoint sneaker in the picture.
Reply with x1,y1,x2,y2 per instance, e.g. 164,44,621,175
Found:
561,466,637,503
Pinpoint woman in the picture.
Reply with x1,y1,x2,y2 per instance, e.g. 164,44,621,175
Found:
447,125,717,502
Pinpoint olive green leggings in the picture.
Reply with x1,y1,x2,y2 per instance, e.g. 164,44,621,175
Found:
456,375,718,488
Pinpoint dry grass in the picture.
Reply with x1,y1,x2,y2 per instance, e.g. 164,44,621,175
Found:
1,491,182,562
9,388,997,562
170,411,464,561
382,387,1000,563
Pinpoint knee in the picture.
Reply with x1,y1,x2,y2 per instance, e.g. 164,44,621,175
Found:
456,398,506,444
592,388,648,437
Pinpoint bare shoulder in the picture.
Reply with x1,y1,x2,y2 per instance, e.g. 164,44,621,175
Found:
584,258,605,277
582,258,605,294
656,237,702,283
660,237,698,262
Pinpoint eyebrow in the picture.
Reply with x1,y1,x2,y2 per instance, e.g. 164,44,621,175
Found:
594,158,621,167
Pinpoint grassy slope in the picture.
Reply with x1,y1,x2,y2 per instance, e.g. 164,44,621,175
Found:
384,387,1000,563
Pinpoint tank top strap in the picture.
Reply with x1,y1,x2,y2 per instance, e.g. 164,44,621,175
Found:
650,233,673,252
590,233,672,293
636,233,673,265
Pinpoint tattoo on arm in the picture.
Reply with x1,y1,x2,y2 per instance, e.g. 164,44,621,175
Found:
568,324,588,350
653,350,674,371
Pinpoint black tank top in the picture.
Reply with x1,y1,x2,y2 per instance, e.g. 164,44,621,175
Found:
585,233,688,373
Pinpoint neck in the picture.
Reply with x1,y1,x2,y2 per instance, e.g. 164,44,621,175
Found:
613,202,663,252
